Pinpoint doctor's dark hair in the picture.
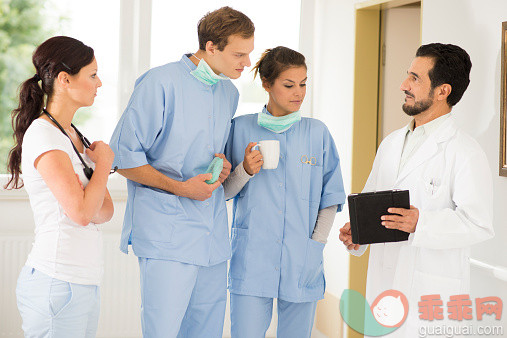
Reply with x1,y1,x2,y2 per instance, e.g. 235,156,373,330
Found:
415,43,472,107
197,6,254,51
253,46,306,85
5,36,94,189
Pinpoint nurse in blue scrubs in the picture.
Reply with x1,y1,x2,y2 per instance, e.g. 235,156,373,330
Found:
223,46,346,338
109,7,254,338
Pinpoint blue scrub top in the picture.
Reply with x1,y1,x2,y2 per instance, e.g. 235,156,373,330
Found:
225,109,346,302
110,55,239,266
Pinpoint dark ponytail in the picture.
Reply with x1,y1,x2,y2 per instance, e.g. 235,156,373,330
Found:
5,76,45,189
5,36,94,189
253,46,306,85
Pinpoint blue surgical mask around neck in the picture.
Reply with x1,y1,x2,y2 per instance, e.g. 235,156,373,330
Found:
257,106,301,133
189,55,229,85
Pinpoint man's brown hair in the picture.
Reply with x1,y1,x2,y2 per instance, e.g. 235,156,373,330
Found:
197,7,254,51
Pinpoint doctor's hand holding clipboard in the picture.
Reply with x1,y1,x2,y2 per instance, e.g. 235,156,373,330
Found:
339,199,419,250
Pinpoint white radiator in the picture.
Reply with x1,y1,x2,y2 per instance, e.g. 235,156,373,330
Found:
0,234,142,338
0,237,33,337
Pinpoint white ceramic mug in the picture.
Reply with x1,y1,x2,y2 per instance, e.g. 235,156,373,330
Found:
253,140,280,169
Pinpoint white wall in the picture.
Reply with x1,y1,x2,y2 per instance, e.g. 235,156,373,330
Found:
421,0,507,331
310,0,358,298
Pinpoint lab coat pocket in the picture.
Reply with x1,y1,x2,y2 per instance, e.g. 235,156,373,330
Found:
230,228,249,280
421,175,447,199
298,238,325,288
301,164,323,203
411,270,462,301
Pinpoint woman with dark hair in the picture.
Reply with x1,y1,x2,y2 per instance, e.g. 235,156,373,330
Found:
6,36,114,337
223,46,346,337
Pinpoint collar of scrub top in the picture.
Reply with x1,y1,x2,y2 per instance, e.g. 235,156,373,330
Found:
182,54,209,87
42,108,117,180
182,54,198,73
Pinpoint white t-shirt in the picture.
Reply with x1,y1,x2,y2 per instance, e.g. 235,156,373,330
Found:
21,119,102,285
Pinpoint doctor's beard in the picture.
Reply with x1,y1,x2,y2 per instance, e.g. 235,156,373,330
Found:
402,90,434,116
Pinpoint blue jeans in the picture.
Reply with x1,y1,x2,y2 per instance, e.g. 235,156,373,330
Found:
16,266,100,338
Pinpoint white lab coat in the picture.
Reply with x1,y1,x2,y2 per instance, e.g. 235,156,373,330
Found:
350,114,494,336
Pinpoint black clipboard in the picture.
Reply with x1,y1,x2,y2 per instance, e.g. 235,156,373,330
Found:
348,190,410,245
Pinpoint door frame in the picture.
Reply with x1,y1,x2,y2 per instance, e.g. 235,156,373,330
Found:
349,1,421,337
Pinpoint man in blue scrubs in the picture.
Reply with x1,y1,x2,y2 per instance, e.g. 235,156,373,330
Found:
109,7,255,337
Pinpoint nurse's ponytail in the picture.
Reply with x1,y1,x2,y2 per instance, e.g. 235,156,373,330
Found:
253,46,306,85
5,36,94,189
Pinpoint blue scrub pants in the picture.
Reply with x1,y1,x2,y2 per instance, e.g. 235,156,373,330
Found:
138,257,227,338
16,266,100,338
230,293,318,338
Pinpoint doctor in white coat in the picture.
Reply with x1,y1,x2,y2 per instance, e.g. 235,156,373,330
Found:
339,43,494,335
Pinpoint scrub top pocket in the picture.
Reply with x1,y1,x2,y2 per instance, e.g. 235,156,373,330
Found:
300,164,323,203
230,227,249,280
238,181,249,198
132,187,184,242
298,238,325,288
